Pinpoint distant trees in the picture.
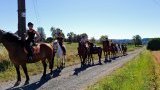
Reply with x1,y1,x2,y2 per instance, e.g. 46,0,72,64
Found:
50,27,65,40
90,37,96,43
37,27,46,42
147,38,160,51
46,37,53,43
133,35,142,46
67,32,75,43
99,35,108,43
66,33,88,43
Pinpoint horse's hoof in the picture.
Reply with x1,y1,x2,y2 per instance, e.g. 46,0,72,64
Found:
24,80,29,85
14,81,21,87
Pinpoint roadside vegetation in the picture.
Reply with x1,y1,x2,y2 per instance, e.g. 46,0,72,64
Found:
0,43,138,82
88,50,160,90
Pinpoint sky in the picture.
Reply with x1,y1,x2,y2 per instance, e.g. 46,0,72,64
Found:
0,0,160,39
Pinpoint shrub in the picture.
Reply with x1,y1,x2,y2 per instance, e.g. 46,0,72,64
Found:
147,38,160,51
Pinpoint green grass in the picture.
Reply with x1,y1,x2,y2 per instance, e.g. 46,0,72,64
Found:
0,42,138,82
127,45,141,51
88,50,159,90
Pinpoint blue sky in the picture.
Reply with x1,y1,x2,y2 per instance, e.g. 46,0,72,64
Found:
0,0,160,39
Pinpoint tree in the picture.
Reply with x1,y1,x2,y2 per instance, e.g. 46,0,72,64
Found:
37,27,46,42
147,38,160,51
133,35,142,46
50,27,65,40
67,32,75,43
99,35,108,43
80,33,88,39
45,37,53,43
90,37,96,43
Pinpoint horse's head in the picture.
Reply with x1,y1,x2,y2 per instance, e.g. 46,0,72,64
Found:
0,30,5,42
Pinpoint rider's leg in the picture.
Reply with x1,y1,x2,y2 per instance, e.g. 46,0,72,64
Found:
25,40,33,60
59,42,66,55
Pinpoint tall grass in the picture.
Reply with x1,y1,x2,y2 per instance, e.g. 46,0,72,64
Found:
88,50,158,90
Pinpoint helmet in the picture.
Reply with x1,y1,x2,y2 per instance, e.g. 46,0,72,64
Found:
28,22,33,26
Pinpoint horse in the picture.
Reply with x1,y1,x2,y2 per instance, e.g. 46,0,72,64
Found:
122,44,127,56
78,42,89,67
53,40,66,69
110,43,117,59
102,41,111,62
88,43,102,65
0,30,55,86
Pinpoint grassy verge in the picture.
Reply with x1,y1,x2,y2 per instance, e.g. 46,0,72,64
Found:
127,45,141,51
0,43,138,82
88,50,159,90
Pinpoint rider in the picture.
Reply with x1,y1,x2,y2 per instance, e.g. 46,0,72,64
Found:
56,32,66,55
105,37,110,47
25,22,40,60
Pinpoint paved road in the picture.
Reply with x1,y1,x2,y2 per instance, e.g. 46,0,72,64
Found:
1,49,143,90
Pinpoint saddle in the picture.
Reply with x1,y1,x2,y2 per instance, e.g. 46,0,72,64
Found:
24,44,40,54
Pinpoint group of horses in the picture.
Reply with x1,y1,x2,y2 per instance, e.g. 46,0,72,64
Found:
0,30,127,86
78,40,127,67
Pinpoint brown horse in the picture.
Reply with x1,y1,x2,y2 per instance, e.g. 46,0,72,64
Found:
103,41,111,62
88,42,102,65
0,30,55,86
78,42,89,67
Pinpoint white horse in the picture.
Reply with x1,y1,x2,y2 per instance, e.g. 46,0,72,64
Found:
53,40,66,69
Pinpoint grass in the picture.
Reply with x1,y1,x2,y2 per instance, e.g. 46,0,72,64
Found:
127,45,141,51
0,42,138,82
88,50,159,90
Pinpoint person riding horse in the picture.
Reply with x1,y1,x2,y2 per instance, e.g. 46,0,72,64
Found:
56,32,66,55
25,22,40,61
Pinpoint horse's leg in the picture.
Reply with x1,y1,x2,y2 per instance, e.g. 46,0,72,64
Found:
99,50,102,64
42,60,47,78
63,55,66,68
48,57,54,74
91,54,94,65
14,65,21,86
21,64,30,85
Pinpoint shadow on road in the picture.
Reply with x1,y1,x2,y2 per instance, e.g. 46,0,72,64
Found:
6,69,62,90
73,63,102,76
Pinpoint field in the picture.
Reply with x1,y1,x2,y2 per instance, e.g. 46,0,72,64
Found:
0,43,137,82
88,50,160,90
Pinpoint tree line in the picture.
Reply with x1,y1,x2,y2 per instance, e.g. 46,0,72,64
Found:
36,26,143,46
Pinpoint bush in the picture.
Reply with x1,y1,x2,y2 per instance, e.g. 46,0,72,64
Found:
147,38,160,51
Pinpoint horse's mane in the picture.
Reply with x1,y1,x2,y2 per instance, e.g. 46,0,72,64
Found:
2,32,24,46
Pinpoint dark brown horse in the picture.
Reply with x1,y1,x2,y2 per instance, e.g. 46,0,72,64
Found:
78,42,89,67
88,43,102,65
122,44,127,56
0,30,55,86
103,41,111,62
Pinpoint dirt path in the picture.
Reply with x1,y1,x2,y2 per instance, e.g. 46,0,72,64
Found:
0,49,143,90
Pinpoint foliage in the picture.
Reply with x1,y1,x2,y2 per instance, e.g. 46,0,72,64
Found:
67,32,75,43
37,27,46,42
45,37,53,43
90,37,96,43
99,35,108,43
50,27,65,40
147,38,160,51
133,35,142,46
